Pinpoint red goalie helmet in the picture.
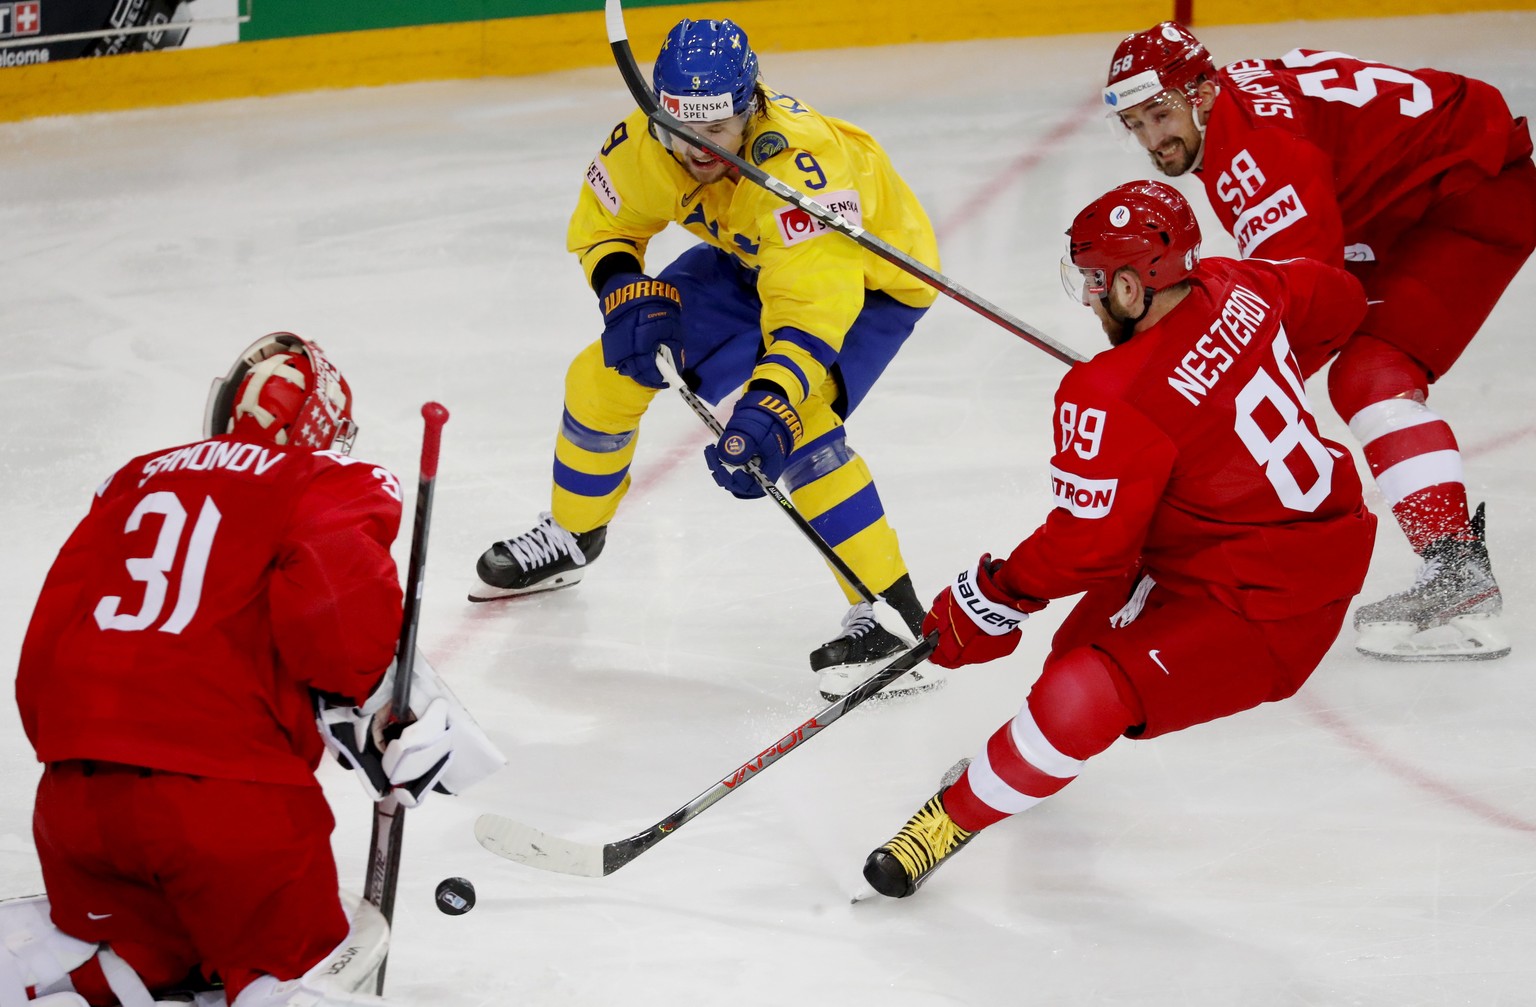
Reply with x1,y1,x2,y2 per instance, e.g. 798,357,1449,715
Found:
204,332,358,453
1061,180,1202,302
1103,21,1215,114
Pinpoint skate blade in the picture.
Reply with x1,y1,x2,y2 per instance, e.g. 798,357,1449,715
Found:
817,664,947,703
1356,613,1510,662
466,569,586,602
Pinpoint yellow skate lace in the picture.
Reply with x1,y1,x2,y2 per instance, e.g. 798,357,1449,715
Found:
883,795,972,878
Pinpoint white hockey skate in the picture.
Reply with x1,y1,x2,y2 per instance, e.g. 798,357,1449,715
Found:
1354,504,1510,662
469,513,606,602
811,602,945,701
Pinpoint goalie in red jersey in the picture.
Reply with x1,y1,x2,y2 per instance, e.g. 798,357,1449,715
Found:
1101,22,1536,661
10,334,501,1007
861,181,1376,899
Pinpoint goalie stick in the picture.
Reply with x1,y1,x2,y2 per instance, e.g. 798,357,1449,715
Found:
603,0,1086,367
475,633,937,877
655,351,911,642
364,401,449,994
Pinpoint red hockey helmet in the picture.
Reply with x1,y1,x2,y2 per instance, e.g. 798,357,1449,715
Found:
1061,180,1202,302
204,332,358,453
1102,22,1215,115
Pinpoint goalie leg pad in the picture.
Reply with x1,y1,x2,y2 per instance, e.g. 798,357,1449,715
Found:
231,975,388,1007
230,899,389,1007
0,895,96,1007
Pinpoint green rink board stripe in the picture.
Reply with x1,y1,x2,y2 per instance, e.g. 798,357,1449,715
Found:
4,0,1533,123
241,0,680,42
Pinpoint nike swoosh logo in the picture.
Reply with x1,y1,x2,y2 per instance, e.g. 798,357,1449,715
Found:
1149,649,1170,674
680,184,704,207
86,911,112,920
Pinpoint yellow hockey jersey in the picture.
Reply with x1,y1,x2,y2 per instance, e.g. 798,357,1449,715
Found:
568,87,940,406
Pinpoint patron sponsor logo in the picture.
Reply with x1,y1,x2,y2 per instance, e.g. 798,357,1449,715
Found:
774,190,861,246
1234,184,1306,257
1050,466,1117,518
1167,283,1272,406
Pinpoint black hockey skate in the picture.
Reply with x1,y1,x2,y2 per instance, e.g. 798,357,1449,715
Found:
810,602,945,701
863,789,976,899
469,512,606,602
1354,503,1509,662
811,574,944,701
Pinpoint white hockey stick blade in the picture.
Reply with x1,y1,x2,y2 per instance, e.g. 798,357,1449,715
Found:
474,814,605,878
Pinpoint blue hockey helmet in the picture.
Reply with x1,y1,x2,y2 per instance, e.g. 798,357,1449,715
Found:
652,18,760,123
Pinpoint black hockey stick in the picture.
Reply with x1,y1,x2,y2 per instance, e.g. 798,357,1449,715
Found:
474,633,938,877
654,352,902,632
364,401,449,994
603,0,1086,367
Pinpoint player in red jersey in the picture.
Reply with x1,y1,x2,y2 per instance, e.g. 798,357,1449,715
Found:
10,334,501,1007
1101,22,1535,661
860,181,1376,899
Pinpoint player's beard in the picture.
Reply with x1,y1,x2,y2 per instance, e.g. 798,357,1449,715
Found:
1149,137,1197,177
1094,299,1136,345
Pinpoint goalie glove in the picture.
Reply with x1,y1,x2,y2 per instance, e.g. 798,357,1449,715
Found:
317,651,506,807
921,555,1047,669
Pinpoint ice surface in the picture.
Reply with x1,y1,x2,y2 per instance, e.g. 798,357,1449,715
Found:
3,13,1536,1006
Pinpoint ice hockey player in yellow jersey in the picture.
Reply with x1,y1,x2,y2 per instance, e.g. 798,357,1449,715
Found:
471,17,942,700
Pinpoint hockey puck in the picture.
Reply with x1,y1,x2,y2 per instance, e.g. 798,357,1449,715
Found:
434,877,476,916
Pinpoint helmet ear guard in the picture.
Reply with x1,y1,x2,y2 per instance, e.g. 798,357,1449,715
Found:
204,332,358,454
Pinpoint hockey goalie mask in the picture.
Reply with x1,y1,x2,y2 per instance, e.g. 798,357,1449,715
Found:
1061,180,1201,304
204,332,358,454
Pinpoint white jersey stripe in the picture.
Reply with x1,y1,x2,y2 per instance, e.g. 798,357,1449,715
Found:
965,746,1049,815
1347,397,1442,446
1374,449,1465,505
1010,705,1085,781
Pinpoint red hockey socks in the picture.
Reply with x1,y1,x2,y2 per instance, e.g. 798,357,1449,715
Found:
943,648,1143,832
1329,334,1471,552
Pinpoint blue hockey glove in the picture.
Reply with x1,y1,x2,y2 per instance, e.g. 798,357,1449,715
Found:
704,390,803,499
598,273,684,389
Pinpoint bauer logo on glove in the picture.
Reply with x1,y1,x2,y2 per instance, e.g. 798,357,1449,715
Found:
956,568,1026,632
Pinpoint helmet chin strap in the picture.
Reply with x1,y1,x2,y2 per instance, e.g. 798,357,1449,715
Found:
1188,84,1218,172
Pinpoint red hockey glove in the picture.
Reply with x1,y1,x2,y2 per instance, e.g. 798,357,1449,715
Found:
921,555,1047,669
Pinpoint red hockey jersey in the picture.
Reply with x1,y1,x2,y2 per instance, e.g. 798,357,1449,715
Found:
1197,49,1530,263
17,437,404,786
996,256,1375,621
